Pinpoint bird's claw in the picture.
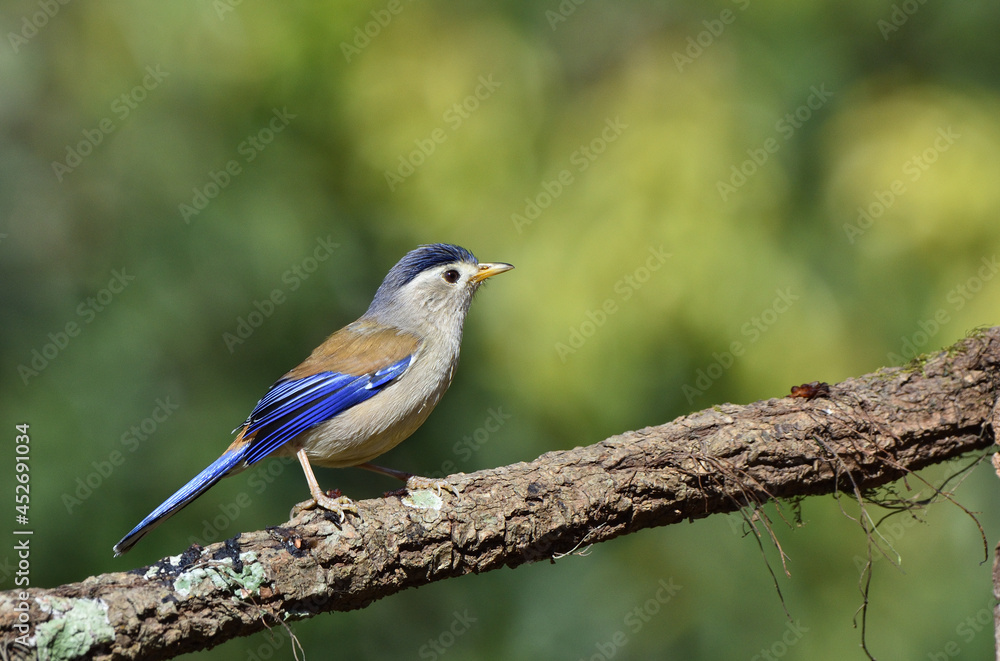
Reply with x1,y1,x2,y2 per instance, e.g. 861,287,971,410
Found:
290,493,358,523
405,475,460,498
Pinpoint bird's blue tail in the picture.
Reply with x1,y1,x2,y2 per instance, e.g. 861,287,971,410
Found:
113,447,248,556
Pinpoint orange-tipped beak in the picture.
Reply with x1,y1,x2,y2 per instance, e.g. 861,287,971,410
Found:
470,262,514,284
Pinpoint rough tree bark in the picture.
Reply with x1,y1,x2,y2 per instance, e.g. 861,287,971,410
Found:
3,327,1000,661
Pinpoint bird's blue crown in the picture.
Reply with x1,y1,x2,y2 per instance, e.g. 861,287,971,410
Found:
384,243,478,288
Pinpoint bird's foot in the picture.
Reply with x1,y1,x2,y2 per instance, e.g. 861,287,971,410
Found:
405,475,460,498
290,490,358,523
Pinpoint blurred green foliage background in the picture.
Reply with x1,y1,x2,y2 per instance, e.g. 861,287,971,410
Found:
3,0,1000,658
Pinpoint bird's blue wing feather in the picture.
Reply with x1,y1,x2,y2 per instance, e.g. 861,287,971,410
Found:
239,355,413,466
236,373,350,432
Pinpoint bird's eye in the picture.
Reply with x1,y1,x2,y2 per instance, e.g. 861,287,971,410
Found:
442,269,460,284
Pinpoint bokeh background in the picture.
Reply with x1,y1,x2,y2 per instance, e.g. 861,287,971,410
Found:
4,0,1000,658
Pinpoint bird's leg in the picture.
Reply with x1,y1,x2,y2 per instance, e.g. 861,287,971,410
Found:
291,449,358,522
358,462,460,497
357,462,413,481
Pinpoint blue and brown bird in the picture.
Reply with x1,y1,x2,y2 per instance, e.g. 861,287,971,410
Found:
113,243,512,555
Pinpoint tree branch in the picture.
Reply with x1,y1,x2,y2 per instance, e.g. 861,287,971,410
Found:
4,327,1000,661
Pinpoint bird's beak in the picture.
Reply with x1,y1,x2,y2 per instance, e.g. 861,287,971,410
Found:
470,262,514,283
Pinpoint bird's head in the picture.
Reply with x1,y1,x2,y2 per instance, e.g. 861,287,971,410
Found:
364,243,513,334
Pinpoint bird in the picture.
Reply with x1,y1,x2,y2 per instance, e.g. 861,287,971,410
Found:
113,243,512,556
